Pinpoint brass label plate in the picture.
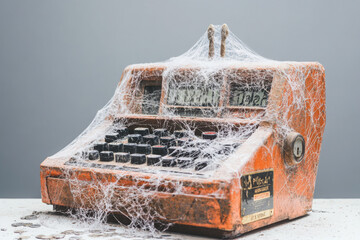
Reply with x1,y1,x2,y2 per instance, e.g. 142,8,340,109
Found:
241,169,274,224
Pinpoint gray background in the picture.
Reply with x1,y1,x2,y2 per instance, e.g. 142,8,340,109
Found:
0,0,359,198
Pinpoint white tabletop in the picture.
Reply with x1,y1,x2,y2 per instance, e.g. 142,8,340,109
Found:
0,199,359,240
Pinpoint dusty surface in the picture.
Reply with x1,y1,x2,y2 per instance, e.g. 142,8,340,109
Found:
0,199,359,239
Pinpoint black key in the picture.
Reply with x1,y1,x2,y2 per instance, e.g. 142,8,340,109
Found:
168,146,182,157
108,142,123,152
160,136,176,147
177,157,194,168
203,152,213,159
152,145,168,156
136,144,151,154
128,134,143,144
130,154,146,164
181,148,201,158
134,127,150,136
83,150,99,160
195,139,209,149
174,130,187,138
116,127,129,138
219,142,239,155
100,151,114,162
143,134,159,146
115,152,130,163
177,137,192,147
93,142,108,152
147,154,161,166
153,128,168,137
123,143,137,154
202,131,217,140
161,156,177,167
105,133,119,143
195,161,209,171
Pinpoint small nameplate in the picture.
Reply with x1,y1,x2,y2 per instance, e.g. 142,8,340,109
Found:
241,169,274,224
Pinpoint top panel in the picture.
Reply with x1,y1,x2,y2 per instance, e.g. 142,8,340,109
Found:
132,69,273,118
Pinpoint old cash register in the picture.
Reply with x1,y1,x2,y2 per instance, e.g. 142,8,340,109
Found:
40,24,326,238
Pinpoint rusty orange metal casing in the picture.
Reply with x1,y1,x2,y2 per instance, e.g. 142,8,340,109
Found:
40,61,326,238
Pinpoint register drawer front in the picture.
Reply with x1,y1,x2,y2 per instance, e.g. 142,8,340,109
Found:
46,177,233,230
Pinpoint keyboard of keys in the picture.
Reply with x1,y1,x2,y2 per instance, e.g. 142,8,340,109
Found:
83,127,240,172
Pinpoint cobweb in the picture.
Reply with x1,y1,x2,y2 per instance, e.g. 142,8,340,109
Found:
46,24,326,236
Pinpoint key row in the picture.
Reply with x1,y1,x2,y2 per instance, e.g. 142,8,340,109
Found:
104,127,218,145
93,142,206,158
83,150,209,171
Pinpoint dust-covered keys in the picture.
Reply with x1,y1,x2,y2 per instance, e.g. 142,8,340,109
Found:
134,127,150,136
152,145,168,156
153,128,168,137
195,160,209,171
177,157,194,168
128,134,143,144
136,144,151,154
143,134,159,146
181,148,201,158
105,133,119,143
115,152,130,163
123,143,137,154
130,154,146,164
202,131,217,140
108,142,123,152
116,127,129,138
174,130,187,138
161,156,177,167
160,136,176,147
147,154,161,166
100,151,114,162
93,142,108,152
168,146,182,157
83,150,99,160
177,137,192,147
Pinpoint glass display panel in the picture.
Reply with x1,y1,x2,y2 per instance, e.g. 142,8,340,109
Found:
142,86,161,115
167,84,220,107
229,83,270,107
